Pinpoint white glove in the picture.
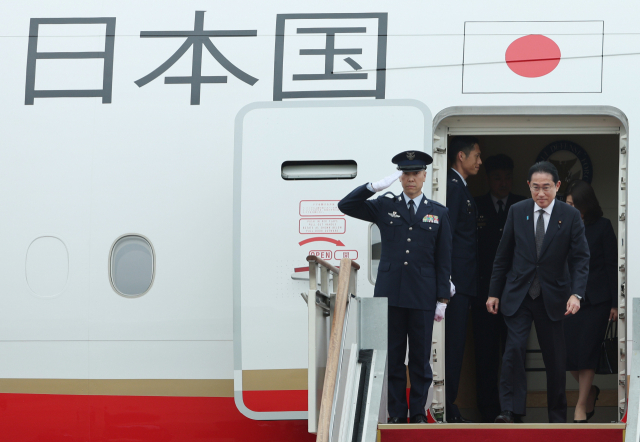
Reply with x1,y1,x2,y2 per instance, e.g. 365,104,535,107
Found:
370,170,403,192
434,302,447,322
450,281,456,298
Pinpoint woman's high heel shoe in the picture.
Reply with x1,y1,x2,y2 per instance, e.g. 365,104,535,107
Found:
574,420,588,423
586,385,600,421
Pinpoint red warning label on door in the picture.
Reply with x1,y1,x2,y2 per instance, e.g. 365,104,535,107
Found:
299,200,343,217
309,250,332,260
299,218,346,234
334,250,358,260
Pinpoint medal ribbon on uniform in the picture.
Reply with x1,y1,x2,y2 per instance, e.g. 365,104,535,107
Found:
422,214,439,224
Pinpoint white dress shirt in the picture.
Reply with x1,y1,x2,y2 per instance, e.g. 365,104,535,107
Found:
533,199,555,234
450,168,467,186
491,194,509,213
402,193,424,213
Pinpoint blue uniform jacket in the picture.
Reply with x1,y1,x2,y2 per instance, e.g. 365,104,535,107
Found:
338,184,452,311
475,192,526,300
446,169,478,297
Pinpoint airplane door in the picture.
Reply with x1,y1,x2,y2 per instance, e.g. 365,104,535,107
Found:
233,99,432,420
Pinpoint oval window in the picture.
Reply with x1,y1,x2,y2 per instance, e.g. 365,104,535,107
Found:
110,235,155,297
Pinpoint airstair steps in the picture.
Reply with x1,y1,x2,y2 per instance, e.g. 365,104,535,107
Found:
377,423,626,442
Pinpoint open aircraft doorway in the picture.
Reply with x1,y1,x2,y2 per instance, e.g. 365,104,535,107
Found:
432,107,628,423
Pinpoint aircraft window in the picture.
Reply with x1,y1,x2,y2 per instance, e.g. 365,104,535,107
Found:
281,160,357,180
109,235,155,297
369,224,381,284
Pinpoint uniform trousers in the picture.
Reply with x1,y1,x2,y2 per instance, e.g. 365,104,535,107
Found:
500,294,567,423
444,292,471,419
388,306,434,418
471,297,507,422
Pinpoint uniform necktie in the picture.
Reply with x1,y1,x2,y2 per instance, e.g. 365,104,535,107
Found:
408,199,416,224
529,209,546,299
497,199,505,215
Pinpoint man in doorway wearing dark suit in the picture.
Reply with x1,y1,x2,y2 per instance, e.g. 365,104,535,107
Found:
472,154,525,422
445,136,482,423
488,161,589,423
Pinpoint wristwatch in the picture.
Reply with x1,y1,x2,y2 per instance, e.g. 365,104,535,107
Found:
437,298,449,304
572,294,583,301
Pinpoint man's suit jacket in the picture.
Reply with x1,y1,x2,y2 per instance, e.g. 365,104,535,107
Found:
476,192,526,300
488,199,590,321
446,169,477,297
338,184,452,311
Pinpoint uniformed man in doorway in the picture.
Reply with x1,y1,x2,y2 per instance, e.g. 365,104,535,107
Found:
445,136,482,423
472,154,525,422
338,151,452,423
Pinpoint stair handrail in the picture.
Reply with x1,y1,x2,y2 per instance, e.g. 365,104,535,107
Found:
314,257,358,442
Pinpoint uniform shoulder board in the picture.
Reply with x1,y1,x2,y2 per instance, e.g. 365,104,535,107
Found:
382,191,396,199
428,199,446,208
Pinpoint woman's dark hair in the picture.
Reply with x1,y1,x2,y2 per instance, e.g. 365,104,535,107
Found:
565,180,603,225
527,161,559,183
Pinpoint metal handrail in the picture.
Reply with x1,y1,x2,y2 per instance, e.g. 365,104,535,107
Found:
307,254,361,273
316,258,356,442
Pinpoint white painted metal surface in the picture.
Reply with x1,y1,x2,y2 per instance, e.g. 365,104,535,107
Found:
0,0,637,428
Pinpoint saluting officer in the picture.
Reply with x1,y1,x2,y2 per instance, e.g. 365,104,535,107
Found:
445,136,482,423
338,151,452,424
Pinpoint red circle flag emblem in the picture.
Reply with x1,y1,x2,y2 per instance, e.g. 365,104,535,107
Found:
505,34,561,78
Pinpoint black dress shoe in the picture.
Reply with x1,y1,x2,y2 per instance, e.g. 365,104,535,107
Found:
387,417,406,424
574,420,588,423
495,411,515,423
410,414,429,424
447,415,473,423
586,385,600,421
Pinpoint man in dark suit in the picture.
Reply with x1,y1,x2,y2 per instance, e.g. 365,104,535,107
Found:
487,161,590,423
472,154,525,422
445,136,482,423
338,151,452,423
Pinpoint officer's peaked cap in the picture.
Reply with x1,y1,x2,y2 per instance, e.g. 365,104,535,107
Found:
392,151,433,171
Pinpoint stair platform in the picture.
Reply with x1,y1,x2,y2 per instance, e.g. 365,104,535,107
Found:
377,423,626,442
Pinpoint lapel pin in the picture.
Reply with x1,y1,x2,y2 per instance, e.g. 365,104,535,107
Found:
527,216,529,221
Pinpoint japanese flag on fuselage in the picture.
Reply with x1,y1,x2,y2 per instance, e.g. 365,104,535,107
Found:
462,21,604,93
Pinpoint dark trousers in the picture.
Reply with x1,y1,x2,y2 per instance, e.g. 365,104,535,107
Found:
500,295,567,423
471,297,507,422
388,306,434,418
444,293,470,419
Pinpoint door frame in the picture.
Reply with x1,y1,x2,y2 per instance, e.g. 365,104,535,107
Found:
431,106,628,422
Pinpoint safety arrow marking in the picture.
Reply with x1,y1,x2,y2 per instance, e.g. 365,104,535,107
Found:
299,237,345,246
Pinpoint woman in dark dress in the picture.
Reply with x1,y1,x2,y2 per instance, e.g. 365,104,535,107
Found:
564,180,618,422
